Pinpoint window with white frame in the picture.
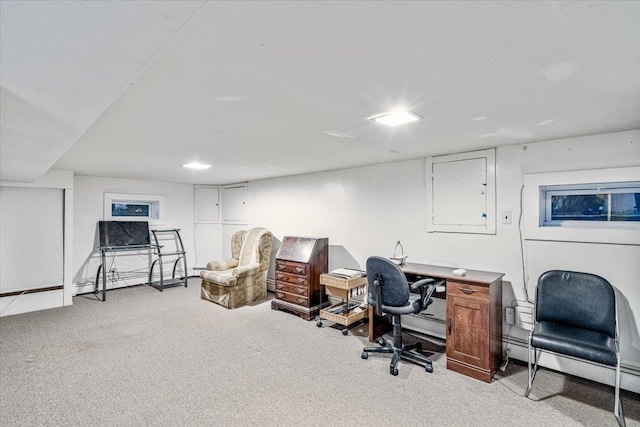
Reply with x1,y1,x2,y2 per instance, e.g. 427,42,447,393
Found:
523,166,640,245
104,193,165,224
540,182,640,228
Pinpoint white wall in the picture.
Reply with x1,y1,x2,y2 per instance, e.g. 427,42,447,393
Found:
247,129,640,391
73,175,196,294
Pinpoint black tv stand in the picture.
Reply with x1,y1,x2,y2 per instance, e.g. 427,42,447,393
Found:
94,244,159,301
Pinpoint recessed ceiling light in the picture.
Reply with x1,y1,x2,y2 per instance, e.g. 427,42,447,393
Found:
368,110,422,127
472,116,487,121
536,119,555,126
479,132,500,138
183,161,211,170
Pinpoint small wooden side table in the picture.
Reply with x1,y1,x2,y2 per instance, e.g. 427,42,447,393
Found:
316,273,368,335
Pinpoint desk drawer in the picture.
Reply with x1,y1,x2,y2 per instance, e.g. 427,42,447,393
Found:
446,280,489,301
275,260,307,275
275,271,308,286
275,290,309,307
275,281,308,297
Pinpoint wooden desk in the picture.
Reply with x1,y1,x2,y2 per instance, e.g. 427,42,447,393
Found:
368,262,504,382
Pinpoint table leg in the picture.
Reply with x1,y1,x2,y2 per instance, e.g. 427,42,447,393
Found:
101,250,107,302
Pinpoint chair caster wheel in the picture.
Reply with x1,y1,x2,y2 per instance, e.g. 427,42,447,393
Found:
316,321,322,327
378,338,386,346
342,329,348,336
361,352,368,359
425,365,433,373
390,367,399,376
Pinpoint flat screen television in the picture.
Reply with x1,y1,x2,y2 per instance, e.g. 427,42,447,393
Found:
99,221,150,248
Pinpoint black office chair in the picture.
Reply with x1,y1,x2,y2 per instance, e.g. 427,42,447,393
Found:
525,270,625,427
361,256,440,376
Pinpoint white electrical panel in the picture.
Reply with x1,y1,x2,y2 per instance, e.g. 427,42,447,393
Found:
194,186,220,223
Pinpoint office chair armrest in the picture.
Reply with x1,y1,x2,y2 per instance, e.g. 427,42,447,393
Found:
369,277,383,317
411,278,438,309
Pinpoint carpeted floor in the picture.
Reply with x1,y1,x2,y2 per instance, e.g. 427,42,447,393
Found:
1,278,638,426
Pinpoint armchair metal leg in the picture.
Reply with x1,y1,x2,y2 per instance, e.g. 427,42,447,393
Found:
614,356,626,427
525,344,540,398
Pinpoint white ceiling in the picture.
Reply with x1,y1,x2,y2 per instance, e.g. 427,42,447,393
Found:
2,1,639,185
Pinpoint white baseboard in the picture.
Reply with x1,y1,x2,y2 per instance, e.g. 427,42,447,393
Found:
0,289,64,317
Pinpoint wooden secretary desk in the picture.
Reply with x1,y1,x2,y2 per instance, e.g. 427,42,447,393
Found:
369,262,504,383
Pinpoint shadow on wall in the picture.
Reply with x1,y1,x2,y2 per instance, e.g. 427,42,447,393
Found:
73,224,102,290
616,288,640,362
328,245,360,271
267,236,282,280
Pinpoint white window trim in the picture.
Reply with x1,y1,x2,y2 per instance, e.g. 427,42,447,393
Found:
426,148,496,234
541,183,640,228
523,166,640,245
104,193,165,225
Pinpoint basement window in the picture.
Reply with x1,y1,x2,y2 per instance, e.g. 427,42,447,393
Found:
540,182,640,228
104,193,165,225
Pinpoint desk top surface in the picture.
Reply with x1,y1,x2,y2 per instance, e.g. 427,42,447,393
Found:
99,244,159,251
401,262,504,285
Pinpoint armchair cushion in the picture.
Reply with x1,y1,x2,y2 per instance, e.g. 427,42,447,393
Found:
531,320,617,366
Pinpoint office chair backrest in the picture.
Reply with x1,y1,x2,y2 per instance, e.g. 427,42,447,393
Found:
536,270,616,338
366,256,410,307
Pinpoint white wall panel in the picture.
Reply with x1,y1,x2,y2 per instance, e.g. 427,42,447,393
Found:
0,187,63,292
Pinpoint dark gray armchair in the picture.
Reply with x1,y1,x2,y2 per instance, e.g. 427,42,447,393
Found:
525,270,625,427
361,256,442,376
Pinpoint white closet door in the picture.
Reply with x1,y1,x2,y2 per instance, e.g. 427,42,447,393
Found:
0,187,64,292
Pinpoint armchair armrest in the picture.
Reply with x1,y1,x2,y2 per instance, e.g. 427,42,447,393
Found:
232,263,260,277
207,258,239,271
411,278,439,310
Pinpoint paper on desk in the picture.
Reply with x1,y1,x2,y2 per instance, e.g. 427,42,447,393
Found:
330,268,364,278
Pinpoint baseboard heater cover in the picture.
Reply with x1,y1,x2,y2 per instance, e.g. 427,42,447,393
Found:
0,285,64,298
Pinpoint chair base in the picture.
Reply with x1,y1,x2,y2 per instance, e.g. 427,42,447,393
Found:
526,345,626,427
361,315,433,376
201,279,266,309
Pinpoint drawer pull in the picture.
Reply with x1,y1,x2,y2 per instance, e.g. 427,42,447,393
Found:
448,318,452,335
297,297,306,304
276,292,284,299
276,274,283,280
458,287,477,295
297,277,306,284
278,264,286,270
276,283,284,289
295,267,304,273
296,288,305,294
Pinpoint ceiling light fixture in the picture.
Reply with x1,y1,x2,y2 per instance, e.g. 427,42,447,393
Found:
536,119,555,126
472,116,488,121
183,161,211,170
368,110,421,127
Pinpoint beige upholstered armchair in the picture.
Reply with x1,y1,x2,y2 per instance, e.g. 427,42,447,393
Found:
200,227,273,309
